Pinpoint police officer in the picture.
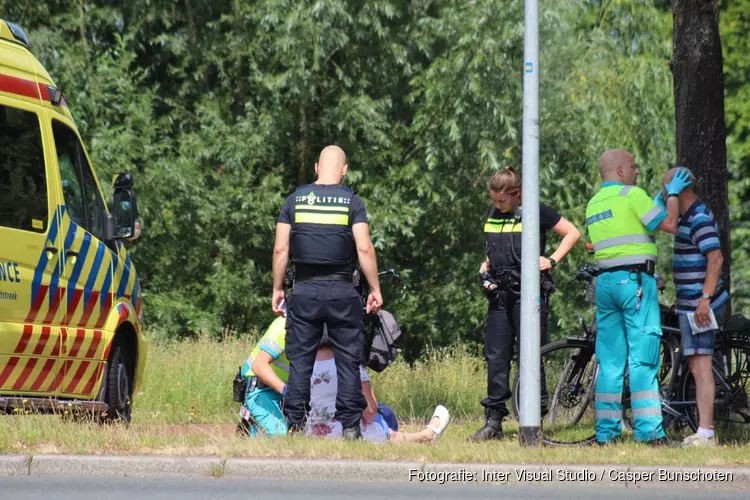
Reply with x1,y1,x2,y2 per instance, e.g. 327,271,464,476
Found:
272,145,383,440
470,166,581,441
585,149,688,445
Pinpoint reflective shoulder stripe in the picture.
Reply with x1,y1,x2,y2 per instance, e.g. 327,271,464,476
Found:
640,206,662,226
259,339,284,358
596,254,658,268
619,186,633,196
592,234,656,252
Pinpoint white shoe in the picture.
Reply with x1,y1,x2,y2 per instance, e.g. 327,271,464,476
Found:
426,405,450,440
681,432,718,447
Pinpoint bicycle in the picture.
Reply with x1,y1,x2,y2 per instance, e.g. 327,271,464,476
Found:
511,263,750,446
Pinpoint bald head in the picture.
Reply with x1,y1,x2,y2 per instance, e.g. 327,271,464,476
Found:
663,166,695,186
315,145,348,184
662,166,696,197
598,149,639,185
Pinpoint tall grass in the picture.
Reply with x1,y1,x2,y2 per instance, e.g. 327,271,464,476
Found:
2,336,750,463
134,336,491,425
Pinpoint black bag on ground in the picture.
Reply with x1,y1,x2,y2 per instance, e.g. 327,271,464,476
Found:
364,309,403,372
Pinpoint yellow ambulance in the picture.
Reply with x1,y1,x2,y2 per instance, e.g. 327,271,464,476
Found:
0,20,146,422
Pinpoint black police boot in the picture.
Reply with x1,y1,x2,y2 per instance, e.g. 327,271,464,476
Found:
343,425,362,440
285,420,305,435
469,408,504,441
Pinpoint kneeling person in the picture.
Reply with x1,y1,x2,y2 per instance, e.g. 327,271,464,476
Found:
238,316,289,437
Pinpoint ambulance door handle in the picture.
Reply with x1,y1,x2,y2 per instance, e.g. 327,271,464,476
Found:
44,246,59,255
66,250,79,265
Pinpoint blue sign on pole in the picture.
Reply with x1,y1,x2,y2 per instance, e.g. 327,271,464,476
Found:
524,61,534,73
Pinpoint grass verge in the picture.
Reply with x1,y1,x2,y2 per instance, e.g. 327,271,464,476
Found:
1,336,750,465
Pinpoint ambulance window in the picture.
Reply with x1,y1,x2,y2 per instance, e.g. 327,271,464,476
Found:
78,146,105,239
0,105,48,233
52,121,86,229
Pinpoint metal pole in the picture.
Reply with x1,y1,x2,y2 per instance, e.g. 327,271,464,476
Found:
519,0,541,447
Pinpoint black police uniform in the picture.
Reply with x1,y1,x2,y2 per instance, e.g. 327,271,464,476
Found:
280,184,368,432
473,202,560,439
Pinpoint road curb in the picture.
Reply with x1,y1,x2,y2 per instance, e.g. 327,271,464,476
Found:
0,455,29,476
28,454,225,478
224,458,423,481
3,454,749,489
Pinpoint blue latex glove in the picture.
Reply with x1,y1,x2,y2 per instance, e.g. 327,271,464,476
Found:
665,167,692,196
281,384,288,397
653,190,666,211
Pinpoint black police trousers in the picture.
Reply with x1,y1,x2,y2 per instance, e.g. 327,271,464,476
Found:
482,289,549,418
283,280,367,430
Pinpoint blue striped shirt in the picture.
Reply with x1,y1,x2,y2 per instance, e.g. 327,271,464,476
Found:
673,200,729,313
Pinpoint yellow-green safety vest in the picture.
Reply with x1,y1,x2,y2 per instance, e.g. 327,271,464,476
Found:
585,184,663,268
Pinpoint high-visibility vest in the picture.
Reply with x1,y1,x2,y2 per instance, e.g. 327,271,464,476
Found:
585,183,662,268
243,316,290,382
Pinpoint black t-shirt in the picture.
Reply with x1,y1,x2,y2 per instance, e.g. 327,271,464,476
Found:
485,202,561,265
279,187,368,226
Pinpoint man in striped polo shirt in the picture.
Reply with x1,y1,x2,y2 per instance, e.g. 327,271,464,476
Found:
659,166,729,447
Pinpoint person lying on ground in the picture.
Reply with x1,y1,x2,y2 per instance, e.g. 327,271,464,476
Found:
306,337,449,443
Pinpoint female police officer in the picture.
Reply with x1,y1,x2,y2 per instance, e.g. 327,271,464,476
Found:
470,166,581,441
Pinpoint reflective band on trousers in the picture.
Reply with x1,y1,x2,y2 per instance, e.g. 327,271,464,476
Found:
631,390,660,401
630,391,662,418
593,234,656,252
596,409,622,420
597,254,658,268
595,393,622,403
632,407,662,418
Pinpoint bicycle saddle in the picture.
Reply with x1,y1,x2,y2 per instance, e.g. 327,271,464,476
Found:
722,314,750,334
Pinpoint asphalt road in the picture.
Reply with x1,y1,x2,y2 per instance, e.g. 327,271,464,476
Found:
0,477,746,500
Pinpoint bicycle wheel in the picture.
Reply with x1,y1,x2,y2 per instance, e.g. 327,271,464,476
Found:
678,339,750,435
512,339,598,446
681,335,750,437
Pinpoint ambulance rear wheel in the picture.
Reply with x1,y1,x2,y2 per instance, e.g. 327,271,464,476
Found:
102,340,134,424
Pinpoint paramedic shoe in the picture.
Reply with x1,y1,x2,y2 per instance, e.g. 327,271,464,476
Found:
681,432,718,448
468,408,504,441
426,405,450,441
343,425,362,440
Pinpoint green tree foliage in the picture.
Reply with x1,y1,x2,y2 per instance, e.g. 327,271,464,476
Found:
721,0,750,311
0,0,743,357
